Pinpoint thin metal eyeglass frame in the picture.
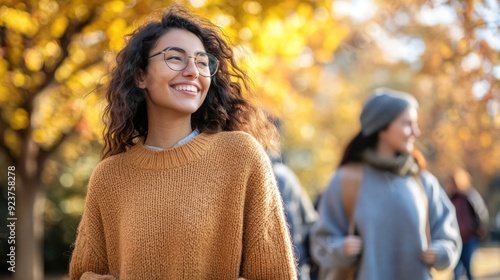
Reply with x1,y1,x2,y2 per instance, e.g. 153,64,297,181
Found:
148,47,219,77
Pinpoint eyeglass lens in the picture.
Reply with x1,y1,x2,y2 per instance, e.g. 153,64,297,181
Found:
163,47,218,77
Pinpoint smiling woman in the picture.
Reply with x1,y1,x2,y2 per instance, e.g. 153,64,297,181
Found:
101,6,280,157
68,4,296,280
136,29,214,138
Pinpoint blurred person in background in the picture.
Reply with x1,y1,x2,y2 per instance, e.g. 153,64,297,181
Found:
497,211,500,240
269,116,318,280
310,88,461,280
69,5,296,280
444,168,489,280
272,157,318,280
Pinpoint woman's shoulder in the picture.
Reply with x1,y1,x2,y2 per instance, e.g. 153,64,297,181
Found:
88,153,126,181
419,170,440,188
418,170,450,202
339,163,364,179
79,154,126,200
215,131,264,152
217,130,259,143
212,131,271,166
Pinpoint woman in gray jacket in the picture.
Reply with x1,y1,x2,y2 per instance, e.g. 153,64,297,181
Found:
310,88,461,280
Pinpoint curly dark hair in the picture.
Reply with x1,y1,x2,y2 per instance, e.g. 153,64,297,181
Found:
102,5,279,159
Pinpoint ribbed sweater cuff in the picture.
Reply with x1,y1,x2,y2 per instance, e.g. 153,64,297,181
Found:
80,272,116,280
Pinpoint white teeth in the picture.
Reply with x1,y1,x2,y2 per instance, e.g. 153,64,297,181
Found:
174,85,197,92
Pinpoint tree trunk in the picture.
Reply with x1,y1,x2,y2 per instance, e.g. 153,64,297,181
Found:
15,176,45,280
15,129,45,280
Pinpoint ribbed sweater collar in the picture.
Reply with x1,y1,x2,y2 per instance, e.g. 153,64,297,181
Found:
125,132,216,170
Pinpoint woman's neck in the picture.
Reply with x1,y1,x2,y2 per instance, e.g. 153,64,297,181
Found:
145,114,193,149
375,142,396,159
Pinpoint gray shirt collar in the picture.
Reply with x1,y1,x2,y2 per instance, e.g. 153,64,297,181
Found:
144,129,200,151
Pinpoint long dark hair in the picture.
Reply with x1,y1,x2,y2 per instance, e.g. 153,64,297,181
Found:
102,5,278,159
339,131,379,166
339,129,427,169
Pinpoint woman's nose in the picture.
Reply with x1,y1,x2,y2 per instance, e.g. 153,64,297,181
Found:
182,57,200,78
412,125,421,137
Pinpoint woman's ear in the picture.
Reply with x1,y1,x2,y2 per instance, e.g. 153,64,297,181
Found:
136,70,147,89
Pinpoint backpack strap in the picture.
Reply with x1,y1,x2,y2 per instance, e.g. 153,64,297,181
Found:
414,175,431,246
340,164,364,235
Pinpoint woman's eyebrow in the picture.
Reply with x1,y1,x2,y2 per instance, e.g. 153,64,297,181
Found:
149,46,208,58
162,46,208,54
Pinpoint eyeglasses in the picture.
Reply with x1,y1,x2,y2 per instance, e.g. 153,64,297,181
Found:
148,47,219,77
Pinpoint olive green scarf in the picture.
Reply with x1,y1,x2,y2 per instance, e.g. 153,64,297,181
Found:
362,150,420,176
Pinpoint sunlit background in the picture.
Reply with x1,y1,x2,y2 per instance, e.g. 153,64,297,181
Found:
0,0,499,279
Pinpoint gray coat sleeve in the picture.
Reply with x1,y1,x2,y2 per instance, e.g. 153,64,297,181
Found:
309,170,358,271
421,171,462,270
273,163,318,267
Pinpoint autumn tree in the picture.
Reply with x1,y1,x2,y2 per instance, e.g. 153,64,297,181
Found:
308,0,500,193
0,1,148,278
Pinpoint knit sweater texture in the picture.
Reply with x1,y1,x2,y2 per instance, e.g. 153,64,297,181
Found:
69,131,297,280
311,165,461,280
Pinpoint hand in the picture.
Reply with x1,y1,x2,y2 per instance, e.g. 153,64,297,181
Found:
344,235,362,256
421,247,437,265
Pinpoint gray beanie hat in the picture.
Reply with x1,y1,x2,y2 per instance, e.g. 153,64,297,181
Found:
360,88,418,136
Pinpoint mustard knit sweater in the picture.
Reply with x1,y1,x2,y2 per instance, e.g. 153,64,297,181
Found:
69,131,297,280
